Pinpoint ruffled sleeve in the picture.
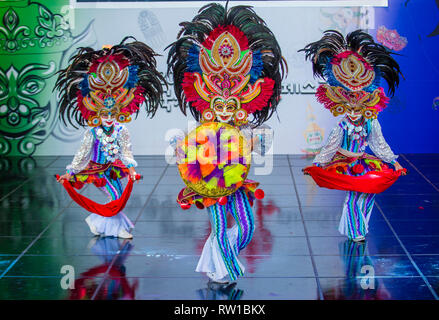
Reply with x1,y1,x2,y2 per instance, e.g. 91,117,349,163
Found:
118,126,137,168
66,129,94,175
313,124,343,165
368,118,398,164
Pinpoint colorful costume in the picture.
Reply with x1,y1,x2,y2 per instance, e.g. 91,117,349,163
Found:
167,3,285,282
55,38,164,237
300,30,405,241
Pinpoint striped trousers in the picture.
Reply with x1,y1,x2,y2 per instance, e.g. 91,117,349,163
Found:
86,168,134,236
339,191,376,239
206,189,255,281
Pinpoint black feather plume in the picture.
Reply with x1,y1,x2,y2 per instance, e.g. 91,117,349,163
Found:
166,2,287,127
299,29,402,96
54,37,166,128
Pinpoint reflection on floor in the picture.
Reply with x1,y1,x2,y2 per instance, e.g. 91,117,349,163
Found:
0,154,438,300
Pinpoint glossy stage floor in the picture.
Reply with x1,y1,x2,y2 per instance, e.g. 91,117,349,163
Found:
0,154,438,300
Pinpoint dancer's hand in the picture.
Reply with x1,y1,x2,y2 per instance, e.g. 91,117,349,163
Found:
57,173,71,184
128,167,139,182
394,161,407,175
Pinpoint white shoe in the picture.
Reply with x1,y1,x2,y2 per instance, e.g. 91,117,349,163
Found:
207,272,229,284
352,236,365,242
85,216,100,236
117,228,133,239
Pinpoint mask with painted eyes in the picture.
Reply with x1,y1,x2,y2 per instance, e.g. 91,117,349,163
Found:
302,30,402,123
99,111,116,127
177,22,282,128
317,85,384,120
212,97,238,123
345,102,364,122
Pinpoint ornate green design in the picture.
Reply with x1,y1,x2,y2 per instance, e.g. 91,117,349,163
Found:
0,62,57,156
35,4,71,48
0,0,93,156
0,3,72,53
0,7,31,52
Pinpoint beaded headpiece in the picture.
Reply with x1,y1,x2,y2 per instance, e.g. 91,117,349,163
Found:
300,30,401,119
55,37,165,128
167,3,286,127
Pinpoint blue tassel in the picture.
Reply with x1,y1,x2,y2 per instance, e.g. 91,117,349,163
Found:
249,50,263,83
80,74,90,96
364,68,382,93
125,65,139,89
186,45,202,73
325,58,383,93
324,59,345,88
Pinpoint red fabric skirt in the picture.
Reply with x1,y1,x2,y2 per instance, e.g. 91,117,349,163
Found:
303,152,405,194
57,160,136,217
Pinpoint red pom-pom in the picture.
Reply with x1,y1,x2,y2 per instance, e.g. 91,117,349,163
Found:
195,201,205,210
180,202,191,210
93,178,107,188
254,189,265,200
73,181,84,190
352,164,365,175
218,197,228,206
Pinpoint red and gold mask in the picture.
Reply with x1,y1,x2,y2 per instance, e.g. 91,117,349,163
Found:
182,25,275,125
77,53,144,127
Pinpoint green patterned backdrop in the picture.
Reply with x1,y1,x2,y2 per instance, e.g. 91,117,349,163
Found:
0,0,85,157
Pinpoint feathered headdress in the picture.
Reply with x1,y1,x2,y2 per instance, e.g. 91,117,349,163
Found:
167,3,286,126
300,30,402,118
55,37,165,128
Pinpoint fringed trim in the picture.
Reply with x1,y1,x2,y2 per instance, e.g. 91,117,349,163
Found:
120,86,144,115
241,78,275,114
182,72,210,112
77,90,96,120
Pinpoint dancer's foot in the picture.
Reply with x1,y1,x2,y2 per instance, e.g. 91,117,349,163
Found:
352,236,365,242
85,216,100,236
117,228,133,239
207,272,229,284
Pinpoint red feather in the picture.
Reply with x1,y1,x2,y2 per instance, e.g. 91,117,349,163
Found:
202,25,249,50
182,73,210,112
241,78,275,114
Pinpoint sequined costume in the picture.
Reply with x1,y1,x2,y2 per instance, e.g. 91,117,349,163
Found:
314,117,397,239
55,38,164,237
167,3,285,282
66,124,136,236
300,30,404,240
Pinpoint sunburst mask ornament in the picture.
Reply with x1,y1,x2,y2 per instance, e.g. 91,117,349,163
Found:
181,25,276,126
79,54,140,127
56,37,165,129
316,84,389,119
300,30,401,119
